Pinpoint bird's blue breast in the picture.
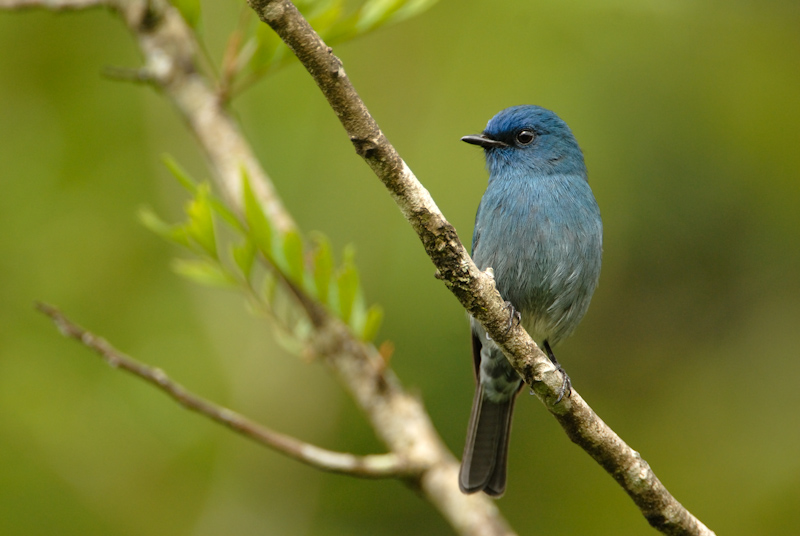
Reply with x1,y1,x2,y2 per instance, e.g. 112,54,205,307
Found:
472,169,602,346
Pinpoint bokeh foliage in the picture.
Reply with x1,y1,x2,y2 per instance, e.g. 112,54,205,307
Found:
141,157,384,347
1,1,800,535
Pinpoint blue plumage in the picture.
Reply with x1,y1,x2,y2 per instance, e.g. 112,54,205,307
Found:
459,105,602,496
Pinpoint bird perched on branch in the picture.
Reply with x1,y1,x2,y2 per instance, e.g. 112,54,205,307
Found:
459,105,603,497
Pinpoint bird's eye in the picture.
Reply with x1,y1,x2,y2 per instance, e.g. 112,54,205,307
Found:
516,129,535,145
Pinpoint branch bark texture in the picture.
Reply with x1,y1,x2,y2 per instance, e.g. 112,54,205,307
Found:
246,1,715,535
2,0,716,533
3,0,514,534
36,302,408,478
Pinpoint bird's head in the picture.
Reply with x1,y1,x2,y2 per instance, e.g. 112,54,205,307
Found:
462,105,586,178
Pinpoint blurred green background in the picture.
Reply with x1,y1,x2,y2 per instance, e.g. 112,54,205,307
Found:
2,1,800,534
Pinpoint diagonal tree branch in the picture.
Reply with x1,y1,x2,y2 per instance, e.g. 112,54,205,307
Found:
36,302,410,479
0,0,103,7
0,0,294,234
1,0,716,533
246,1,716,535
2,0,515,534
246,0,574,395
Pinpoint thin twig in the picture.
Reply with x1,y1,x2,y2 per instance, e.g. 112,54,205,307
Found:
101,65,153,84
2,0,676,533
0,0,103,7
3,0,514,533
247,0,564,399
35,302,410,478
245,2,716,535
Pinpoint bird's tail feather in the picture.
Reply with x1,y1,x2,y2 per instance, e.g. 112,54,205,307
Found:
459,384,516,497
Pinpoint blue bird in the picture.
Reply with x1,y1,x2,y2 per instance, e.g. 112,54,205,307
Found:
459,105,602,496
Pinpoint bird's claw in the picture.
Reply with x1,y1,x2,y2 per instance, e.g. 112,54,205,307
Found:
543,340,572,404
504,301,522,334
554,367,572,404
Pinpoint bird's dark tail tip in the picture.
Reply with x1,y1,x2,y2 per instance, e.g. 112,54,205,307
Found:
459,387,516,497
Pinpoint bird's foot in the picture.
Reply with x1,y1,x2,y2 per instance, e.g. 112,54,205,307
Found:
504,301,522,334
553,367,572,404
543,340,572,404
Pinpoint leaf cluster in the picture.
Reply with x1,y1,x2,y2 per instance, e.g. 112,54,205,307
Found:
171,0,438,96
141,157,384,352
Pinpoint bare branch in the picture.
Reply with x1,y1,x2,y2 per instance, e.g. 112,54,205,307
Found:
245,1,716,535
110,2,514,532
246,0,563,401
1,0,516,532
0,0,104,8
0,0,292,231
35,302,409,479
2,0,714,532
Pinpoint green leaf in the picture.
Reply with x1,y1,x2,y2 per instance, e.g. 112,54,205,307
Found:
208,196,245,233
172,258,236,288
336,246,359,323
162,155,243,232
162,154,199,193
311,233,333,305
355,0,405,33
282,230,305,284
308,0,343,35
292,318,313,343
245,0,438,82
138,207,190,248
250,24,285,75
348,295,366,335
361,304,384,341
232,238,257,280
232,36,259,76
388,0,438,24
186,184,217,257
242,169,273,259
324,15,359,43
262,271,278,304
170,0,202,29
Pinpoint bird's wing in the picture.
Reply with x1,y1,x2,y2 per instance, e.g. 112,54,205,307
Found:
470,331,482,377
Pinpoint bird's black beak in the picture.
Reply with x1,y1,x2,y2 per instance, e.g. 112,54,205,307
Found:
461,134,508,149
